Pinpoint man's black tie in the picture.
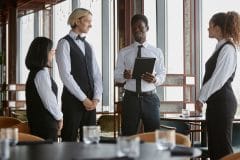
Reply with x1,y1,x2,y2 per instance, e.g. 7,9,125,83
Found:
136,45,143,93
76,35,86,41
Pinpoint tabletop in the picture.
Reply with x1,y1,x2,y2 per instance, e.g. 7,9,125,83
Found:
161,114,206,122
9,142,201,160
160,114,240,147
161,114,240,123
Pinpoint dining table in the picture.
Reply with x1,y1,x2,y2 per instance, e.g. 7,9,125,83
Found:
161,114,240,147
9,142,201,160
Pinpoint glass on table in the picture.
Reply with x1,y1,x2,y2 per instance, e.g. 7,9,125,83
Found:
155,129,176,150
116,136,140,158
83,125,101,144
0,128,18,146
0,128,15,159
0,139,10,159
182,109,190,118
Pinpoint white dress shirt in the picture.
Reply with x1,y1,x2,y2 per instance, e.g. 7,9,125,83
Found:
114,41,166,92
56,30,102,101
198,39,237,103
34,68,63,120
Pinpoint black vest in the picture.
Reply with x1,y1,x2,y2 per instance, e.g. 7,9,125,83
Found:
202,41,236,102
63,35,94,98
26,68,58,128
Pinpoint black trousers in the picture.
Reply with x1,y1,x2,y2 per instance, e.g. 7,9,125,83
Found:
121,92,160,136
30,123,58,141
206,93,237,160
61,89,96,141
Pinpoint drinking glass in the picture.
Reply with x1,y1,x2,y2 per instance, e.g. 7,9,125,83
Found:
0,139,10,159
0,128,18,146
155,129,176,150
182,109,190,118
83,126,101,144
0,129,11,159
116,136,140,158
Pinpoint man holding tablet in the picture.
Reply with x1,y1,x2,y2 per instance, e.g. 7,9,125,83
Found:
114,14,166,136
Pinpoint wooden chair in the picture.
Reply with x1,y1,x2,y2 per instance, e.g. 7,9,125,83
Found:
221,152,240,160
130,131,191,147
0,116,22,128
12,122,30,133
18,133,44,142
97,114,119,133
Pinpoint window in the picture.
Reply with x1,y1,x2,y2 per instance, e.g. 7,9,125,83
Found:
144,0,186,113
52,0,72,105
18,14,34,83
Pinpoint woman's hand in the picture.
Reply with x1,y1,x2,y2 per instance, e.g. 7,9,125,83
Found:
57,119,63,131
195,100,203,113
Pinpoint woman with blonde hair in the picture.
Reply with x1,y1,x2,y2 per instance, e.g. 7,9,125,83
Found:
196,11,240,159
56,8,102,141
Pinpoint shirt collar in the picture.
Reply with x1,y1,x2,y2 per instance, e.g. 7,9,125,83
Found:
133,41,148,48
69,30,85,40
215,39,227,50
43,67,49,72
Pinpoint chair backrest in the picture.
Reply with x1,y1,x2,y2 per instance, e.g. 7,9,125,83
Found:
12,122,30,133
130,131,191,147
161,120,190,135
175,132,191,147
0,116,22,128
97,114,119,132
232,123,240,146
221,152,240,160
18,133,44,142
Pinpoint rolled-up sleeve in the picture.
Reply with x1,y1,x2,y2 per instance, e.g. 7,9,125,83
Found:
154,48,166,86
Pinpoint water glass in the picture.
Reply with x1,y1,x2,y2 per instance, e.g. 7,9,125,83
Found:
182,109,190,118
0,129,12,159
83,126,101,144
155,129,175,150
0,128,18,146
116,136,140,158
0,139,10,159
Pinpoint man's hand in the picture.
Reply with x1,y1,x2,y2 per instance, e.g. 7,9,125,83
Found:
142,72,156,83
92,99,99,107
195,100,203,113
83,98,95,111
57,119,63,131
123,69,132,79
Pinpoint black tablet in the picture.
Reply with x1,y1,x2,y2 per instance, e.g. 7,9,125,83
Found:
132,57,156,79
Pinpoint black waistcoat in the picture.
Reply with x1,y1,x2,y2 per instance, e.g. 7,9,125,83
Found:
202,41,236,102
63,35,94,98
26,68,58,128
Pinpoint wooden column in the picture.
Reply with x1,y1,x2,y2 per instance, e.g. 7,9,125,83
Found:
7,0,17,84
6,1,17,116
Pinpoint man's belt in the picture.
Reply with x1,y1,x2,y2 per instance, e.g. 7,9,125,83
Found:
125,90,155,96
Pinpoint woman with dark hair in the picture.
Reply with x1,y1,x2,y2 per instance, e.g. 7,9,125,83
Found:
25,37,63,141
196,11,240,159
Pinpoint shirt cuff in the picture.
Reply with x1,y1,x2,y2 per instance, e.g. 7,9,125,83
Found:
198,95,206,104
154,77,159,86
55,112,63,121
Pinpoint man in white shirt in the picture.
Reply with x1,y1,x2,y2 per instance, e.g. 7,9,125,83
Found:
114,14,166,136
56,8,102,141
